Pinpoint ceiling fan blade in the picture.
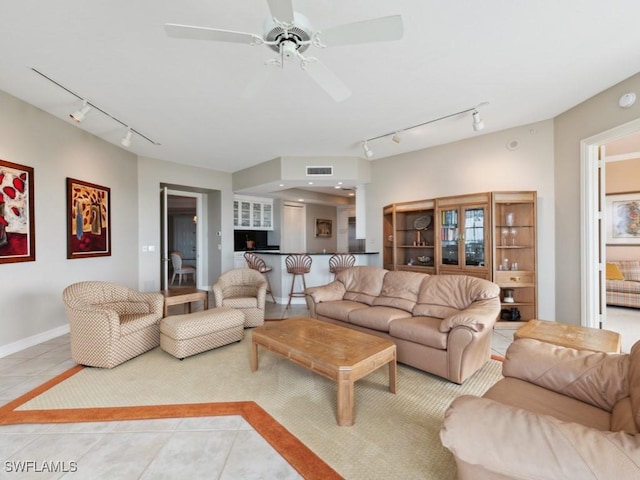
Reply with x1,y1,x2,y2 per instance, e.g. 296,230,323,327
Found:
317,15,403,47
266,0,295,24
164,23,261,45
302,58,351,102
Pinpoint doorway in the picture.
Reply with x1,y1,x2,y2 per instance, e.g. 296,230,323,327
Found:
581,118,640,348
168,195,197,287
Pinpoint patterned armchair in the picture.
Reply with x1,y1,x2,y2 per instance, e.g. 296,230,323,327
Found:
212,268,267,327
62,281,164,368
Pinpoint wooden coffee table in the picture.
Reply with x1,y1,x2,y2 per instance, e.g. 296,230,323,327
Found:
515,319,621,353
161,288,208,316
251,317,397,426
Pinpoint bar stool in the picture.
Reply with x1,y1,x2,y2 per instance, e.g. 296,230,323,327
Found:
244,252,276,303
328,253,356,279
285,254,312,309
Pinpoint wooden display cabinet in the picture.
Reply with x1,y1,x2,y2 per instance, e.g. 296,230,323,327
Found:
383,199,436,274
435,192,491,279
492,191,537,322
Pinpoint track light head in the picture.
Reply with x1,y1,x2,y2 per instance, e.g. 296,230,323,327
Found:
121,128,132,147
70,101,91,123
362,141,374,159
392,133,401,143
472,110,485,131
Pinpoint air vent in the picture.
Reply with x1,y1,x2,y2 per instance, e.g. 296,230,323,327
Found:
306,166,333,176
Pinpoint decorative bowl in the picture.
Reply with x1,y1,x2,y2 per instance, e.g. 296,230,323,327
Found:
417,256,431,263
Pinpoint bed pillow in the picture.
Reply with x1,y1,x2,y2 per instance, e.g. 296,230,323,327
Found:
607,262,625,280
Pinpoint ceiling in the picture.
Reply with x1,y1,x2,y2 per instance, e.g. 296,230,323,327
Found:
2,1,640,180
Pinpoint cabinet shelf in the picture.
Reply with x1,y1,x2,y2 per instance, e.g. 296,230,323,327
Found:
398,244,434,248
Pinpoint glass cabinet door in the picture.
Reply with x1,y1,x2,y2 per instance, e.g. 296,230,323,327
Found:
262,203,272,229
233,200,239,227
252,202,262,228
240,201,251,227
440,208,459,266
463,207,485,267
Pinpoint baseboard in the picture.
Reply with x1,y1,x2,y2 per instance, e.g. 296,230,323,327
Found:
0,324,70,358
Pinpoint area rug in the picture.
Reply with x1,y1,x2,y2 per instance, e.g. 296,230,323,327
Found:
1,332,503,480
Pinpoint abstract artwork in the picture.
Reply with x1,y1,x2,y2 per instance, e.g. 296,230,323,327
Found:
606,192,640,245
67,178,111,259
0,159,35,263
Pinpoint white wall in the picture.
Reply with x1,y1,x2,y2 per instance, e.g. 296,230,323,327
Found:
555,72,640,325
0,90,139,354
367,120,556,320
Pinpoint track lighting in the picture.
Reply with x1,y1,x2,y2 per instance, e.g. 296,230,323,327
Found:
362,102,488,153
121,128,132,147
32,68,160,146
362,141,374,159
70,101,91,123
472,110,485,132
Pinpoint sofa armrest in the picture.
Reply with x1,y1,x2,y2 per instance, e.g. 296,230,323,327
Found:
305,281,346,304
441,395,640,480
502,338,629,411
438,298,500,333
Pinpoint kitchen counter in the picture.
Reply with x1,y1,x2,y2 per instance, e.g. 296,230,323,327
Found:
246,252,380,305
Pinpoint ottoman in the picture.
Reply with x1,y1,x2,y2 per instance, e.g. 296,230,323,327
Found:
160,307,245,359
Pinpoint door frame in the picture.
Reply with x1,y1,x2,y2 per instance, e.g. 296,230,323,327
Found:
580,117,640,328
165,189,204,289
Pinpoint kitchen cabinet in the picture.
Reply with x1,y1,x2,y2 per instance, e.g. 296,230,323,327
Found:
233,196,273,230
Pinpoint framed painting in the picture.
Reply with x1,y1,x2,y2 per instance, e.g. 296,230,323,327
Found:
67,178,111,259
606,192,640,245
0,159,35,263
315,218,332,238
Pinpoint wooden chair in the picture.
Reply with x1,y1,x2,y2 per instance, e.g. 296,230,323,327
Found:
329,253,356,279
285,254,312,309
244,252,276,303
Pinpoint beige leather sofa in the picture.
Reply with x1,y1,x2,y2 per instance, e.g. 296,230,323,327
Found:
305,266,500,384
440,338,640,479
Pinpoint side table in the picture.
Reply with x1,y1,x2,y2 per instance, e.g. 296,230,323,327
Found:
161,288,208,316
515,319,621,353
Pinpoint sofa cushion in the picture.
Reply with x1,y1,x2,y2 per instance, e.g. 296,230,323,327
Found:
607,279,640,294
616,260,640,282
316,300,369,323
503,339,629,412
372,271,427,313
484,377,611,431
611,397,638,434
628,340,640,430
389,316,448,350
606,262,625,280
413,274,499,318
348,306,412,332
337,266,388,306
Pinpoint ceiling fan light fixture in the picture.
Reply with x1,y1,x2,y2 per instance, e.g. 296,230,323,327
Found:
121,128,132,147
70,101,91,123
472,110,485,131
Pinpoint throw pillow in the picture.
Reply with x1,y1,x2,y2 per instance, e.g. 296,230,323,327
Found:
606,262,625,280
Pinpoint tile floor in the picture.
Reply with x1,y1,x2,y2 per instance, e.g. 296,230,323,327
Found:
0,300,527,479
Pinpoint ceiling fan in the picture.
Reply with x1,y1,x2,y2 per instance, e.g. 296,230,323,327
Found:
164,0,403,102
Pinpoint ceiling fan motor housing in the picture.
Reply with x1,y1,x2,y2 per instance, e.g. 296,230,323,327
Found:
263,12,312,54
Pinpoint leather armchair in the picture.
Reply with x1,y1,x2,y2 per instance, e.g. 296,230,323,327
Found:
440,338,640,479
212,268,267,327
62,281,164,368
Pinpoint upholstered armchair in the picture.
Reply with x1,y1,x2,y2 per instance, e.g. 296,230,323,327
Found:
212,268,267,327
62,281,164,368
